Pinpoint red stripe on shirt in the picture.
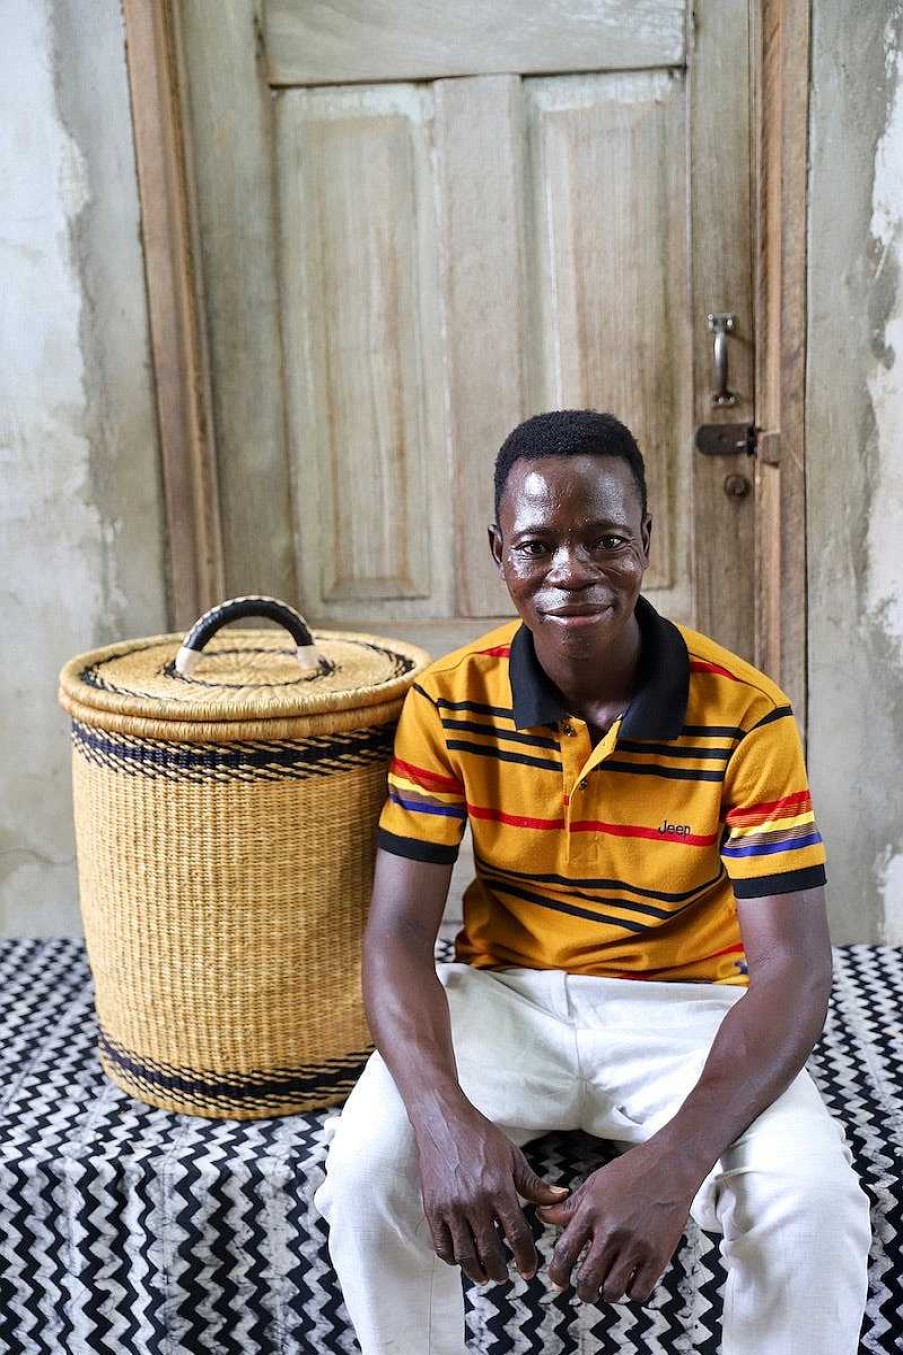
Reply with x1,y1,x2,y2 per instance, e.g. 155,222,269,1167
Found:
725,790,812,827
569,820,719,847
467,804,566,830
467,803,717,845
476,645,512,657
391,757,464,794
690,659,740,681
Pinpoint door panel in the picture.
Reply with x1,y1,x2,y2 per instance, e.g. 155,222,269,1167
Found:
264,0,687,84
277,85,449,614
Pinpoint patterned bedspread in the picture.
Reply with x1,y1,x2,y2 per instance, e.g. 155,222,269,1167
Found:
0,934,900,1354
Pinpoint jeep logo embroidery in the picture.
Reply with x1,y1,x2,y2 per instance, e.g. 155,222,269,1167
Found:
659,820,691,836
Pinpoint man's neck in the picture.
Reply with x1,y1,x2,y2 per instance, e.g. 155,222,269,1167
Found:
532,611,643,720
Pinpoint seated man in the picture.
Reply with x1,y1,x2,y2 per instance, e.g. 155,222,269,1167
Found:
313,409,872,1354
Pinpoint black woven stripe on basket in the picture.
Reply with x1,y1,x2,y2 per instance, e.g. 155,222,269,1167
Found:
98,1027,374,1110
70,718,396,784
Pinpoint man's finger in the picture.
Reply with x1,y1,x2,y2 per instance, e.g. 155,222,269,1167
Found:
448,1216,488,1286
536,1198,572,1225
469,1212,509,1285
547,1218,591,1290
599,1254,644,1305
626,1259,662,1304
513,1157,570,1206
428,1216,456,1266
495,1197,540,1278
574,1244,616,1304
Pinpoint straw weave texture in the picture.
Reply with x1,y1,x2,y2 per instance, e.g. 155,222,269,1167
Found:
58,627,427,733
60,625,431,1119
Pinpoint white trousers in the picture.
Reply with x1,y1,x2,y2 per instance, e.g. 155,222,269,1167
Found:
313,961,872,1355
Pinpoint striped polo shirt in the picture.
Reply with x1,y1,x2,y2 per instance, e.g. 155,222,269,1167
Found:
376,595,826,986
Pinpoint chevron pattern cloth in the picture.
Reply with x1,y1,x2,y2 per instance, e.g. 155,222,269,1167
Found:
0,936,900,1354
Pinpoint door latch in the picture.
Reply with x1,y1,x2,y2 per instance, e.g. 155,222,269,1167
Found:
694,423,757,457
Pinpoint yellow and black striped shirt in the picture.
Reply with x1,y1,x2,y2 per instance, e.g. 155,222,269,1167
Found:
377,595,826,986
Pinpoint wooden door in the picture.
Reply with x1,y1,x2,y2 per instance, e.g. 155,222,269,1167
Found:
163,0,758,662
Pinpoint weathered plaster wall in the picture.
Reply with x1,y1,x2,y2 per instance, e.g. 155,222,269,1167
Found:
0,0,167,937
807,0,903,943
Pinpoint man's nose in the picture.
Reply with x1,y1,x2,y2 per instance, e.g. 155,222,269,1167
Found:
546,545,596,587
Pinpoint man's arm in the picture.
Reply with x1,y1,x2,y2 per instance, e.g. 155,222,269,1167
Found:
361,847,462,1115
362,847,569,1286
538,885,833,1303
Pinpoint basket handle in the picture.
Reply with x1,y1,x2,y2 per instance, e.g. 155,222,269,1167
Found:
174,595,327,677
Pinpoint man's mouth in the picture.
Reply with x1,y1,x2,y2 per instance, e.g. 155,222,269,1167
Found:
541,603,612,627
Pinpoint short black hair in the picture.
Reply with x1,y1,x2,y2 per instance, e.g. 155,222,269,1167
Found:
493,409,647,523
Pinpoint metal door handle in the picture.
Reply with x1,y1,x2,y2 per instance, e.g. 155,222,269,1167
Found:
707,312,738,407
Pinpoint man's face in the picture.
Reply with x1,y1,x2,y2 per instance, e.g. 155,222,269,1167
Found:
488,454,652,654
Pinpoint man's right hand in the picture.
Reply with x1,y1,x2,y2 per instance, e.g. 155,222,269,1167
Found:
414,1098,570,1286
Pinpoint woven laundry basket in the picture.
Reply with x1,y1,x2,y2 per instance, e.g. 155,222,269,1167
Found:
57,595,431,1120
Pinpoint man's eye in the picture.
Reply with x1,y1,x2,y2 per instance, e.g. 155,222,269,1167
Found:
595,535,626,550
517,541,548,555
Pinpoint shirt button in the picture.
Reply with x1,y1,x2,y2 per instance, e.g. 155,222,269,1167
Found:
579,777,589,790
560,720,576,736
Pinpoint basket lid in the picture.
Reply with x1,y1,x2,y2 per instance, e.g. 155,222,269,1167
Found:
58,595,431,734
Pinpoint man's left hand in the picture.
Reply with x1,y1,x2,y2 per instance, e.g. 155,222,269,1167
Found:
536,1140,696,1304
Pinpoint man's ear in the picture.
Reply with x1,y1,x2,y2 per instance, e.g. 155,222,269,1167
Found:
488,523,504,575
641,514,653,564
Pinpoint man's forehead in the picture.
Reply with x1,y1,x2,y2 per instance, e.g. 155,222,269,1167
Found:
521,469,551,498
507,453,634,488
503,455,639,510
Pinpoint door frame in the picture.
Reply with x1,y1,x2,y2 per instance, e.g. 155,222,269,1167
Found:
122,0,811,719
122,0,224,627
750,0,811,723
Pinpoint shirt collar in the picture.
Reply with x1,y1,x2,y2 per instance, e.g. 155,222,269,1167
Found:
508,594,689,740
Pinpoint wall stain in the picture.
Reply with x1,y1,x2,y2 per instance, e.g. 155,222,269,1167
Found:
865,3,903,939
47,0,166,648
807,0,903,942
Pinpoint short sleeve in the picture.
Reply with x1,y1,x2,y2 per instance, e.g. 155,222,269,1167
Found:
720,706,827,899
376,682,468,865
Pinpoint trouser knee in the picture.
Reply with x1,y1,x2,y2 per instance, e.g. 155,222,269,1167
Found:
314,1131,424,1237
726,1154,872,1261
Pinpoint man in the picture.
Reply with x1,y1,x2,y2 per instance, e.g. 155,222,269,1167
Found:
313,410,871,1354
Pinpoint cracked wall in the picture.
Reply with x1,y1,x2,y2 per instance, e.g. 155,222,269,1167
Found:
0,0,166,936
807,0,903,943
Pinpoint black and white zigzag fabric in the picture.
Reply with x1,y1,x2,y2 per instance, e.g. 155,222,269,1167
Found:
0,936,900,1354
